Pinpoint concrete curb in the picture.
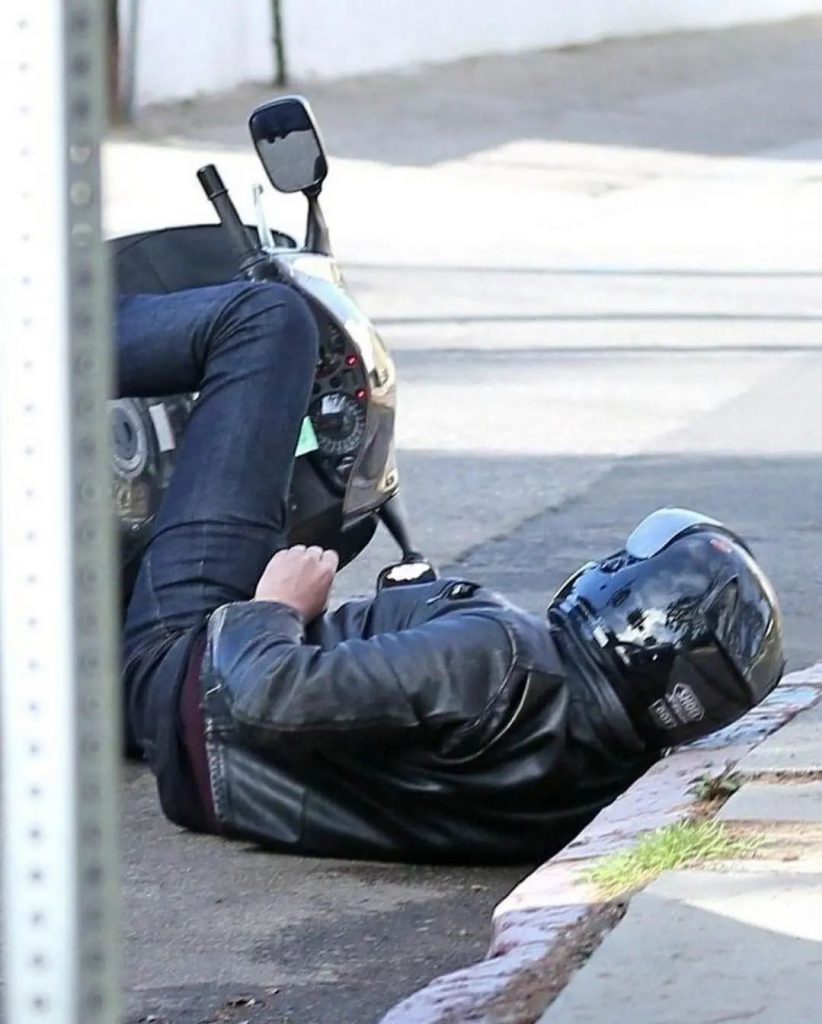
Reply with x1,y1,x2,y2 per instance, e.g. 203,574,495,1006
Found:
379,663,822,1024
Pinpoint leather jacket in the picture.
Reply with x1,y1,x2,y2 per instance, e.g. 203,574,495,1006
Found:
193,578,653,863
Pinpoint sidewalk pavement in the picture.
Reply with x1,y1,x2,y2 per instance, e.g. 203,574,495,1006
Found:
540,675,822,1024
380,665,822,1023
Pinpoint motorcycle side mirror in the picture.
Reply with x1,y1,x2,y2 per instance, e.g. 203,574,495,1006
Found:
248,96,328,195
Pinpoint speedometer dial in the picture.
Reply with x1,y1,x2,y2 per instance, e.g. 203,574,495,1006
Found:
310,392,366,456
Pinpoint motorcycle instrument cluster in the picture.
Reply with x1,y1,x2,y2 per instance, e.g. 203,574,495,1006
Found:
309,313,368,482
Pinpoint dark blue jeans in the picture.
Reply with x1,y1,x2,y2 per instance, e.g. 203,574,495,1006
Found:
117,281,319,762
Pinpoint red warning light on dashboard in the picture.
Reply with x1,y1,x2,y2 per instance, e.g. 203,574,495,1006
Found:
346,354,358,366
355,388,367,401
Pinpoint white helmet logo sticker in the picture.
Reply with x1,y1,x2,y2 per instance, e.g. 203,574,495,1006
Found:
669,683,706,724
649,684,706,730
649,699,677,731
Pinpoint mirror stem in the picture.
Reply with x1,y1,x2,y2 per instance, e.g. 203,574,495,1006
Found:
378,493,424,563
304,190,332,256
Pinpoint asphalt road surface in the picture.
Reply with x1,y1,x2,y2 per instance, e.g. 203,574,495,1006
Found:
101,18,822,1024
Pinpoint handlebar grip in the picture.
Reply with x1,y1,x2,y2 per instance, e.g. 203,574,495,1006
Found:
196,164,264,272
196,164,228,202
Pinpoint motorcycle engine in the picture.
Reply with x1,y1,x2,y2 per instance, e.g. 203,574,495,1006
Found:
111,394,194,578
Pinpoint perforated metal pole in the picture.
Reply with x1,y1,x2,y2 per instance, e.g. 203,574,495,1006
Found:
0,3,121,1023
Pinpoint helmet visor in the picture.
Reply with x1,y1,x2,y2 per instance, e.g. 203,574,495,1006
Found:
703,575,783,702
626,508,724,560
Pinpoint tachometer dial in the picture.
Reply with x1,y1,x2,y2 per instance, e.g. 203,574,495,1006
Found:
310,392,366,456
315,324,347,378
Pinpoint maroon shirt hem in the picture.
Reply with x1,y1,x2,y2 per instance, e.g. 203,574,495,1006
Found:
179,632,216,827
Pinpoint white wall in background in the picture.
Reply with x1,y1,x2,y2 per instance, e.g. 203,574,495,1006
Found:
282,0,822,80
121,0,274,107
124,0,822,105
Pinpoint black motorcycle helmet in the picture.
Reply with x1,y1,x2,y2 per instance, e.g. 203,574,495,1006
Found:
548,508,785,749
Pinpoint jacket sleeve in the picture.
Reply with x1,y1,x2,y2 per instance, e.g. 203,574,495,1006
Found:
204,599,516,750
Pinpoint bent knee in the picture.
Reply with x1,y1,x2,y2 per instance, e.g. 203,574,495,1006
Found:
209,281,319,369
234,279,312,321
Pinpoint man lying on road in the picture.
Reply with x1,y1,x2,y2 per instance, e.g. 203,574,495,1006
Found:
120,279,785,863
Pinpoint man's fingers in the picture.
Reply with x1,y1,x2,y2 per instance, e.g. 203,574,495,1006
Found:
320,549,340,572
254,544,338,617
300,545,339,573
274,544,337,575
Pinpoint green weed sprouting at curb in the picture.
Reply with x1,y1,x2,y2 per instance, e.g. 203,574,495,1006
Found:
692,770,744,802
581,821,761,900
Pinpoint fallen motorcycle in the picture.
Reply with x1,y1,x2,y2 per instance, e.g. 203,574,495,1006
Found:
111,95,430,607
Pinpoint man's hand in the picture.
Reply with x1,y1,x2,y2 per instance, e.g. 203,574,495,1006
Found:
254,545,339,622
